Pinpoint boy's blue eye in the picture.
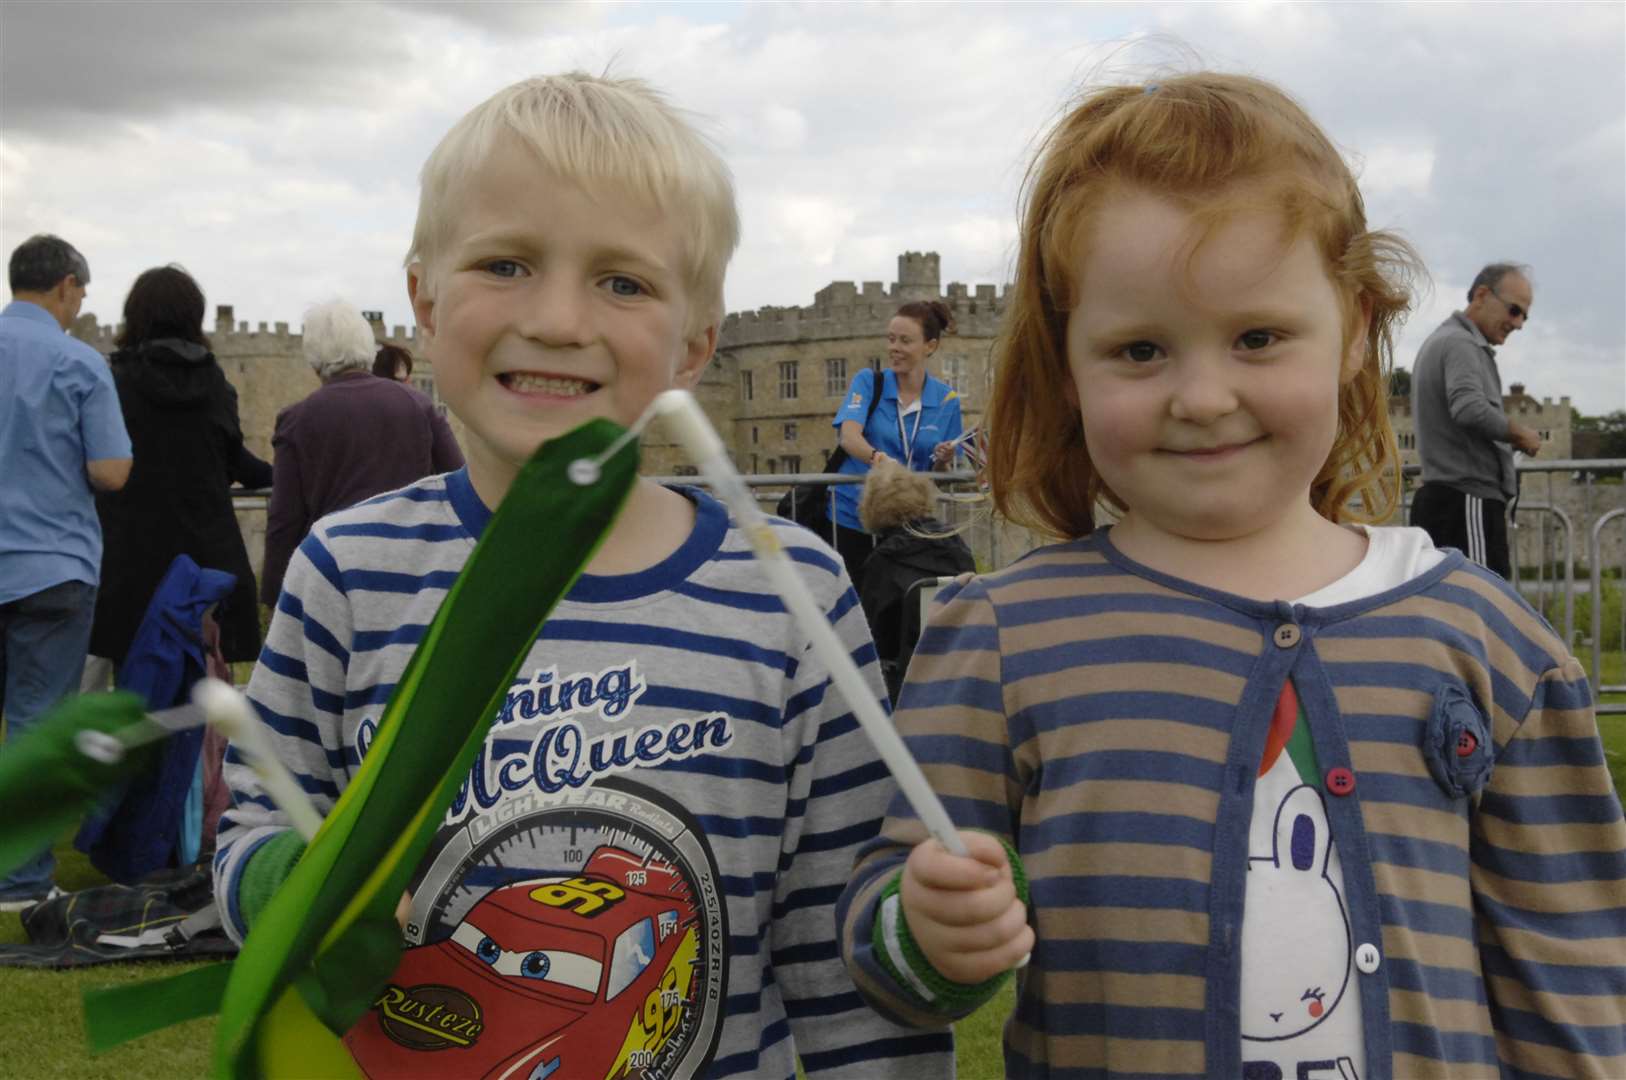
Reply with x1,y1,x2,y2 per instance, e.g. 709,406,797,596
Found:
606,275,644,297
1238,329,1275,351
485,260,523,278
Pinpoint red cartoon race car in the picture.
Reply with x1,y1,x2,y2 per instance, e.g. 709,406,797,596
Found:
346,846,704,1079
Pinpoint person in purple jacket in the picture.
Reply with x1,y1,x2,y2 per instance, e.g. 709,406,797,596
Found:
260,300,463,604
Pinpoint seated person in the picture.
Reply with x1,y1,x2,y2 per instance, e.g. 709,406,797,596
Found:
856,459,974,702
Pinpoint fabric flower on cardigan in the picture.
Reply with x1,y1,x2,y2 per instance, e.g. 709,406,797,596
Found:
1422,682,1496,799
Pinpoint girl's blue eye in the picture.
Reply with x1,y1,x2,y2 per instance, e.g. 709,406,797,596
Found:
1122,342,1159,363
606,275,644,297
519,951,551,979
475,937,499,964
1238,330,1275,351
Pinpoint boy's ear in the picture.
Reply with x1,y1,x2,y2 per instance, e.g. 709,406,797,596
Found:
406,262,436,344
1341,294,1374,385
672,322,719,390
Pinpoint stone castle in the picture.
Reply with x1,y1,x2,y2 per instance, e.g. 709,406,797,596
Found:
68,250,1618,578
67,251,1001,477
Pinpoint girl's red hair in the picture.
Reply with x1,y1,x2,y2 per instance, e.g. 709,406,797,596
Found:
988,72,1422,539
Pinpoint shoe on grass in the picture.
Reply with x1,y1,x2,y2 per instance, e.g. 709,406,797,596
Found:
0,885,64,913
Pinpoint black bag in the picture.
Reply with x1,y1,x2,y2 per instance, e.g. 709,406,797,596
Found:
0,864,236,968
776,369,882,528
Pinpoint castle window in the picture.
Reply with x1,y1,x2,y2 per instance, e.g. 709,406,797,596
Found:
750,453,759,475
778,361,799,399
781,455,802,474
411,375,448,417
784,422,797,442
825,357,848,396
1541,430,1550,440
751,425,759,445
942,354,968,395
741,370,754,401
868,356,883,373
671,464,699,477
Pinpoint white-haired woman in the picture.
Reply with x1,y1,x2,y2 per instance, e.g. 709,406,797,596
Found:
260,300,462,603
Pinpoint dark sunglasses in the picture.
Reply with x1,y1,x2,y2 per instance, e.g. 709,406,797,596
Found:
1490,289,1529,322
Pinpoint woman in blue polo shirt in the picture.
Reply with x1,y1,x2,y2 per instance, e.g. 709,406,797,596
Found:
827,299,964,583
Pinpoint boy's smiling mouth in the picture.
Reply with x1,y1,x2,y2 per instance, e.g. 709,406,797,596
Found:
499,372,599,396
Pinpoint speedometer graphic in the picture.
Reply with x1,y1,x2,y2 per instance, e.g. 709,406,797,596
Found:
345,777,728,1080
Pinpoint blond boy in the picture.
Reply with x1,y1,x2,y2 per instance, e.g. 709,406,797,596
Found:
214,74,950,1078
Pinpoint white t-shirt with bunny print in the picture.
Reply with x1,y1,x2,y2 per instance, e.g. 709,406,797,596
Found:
1239,526,1443,1080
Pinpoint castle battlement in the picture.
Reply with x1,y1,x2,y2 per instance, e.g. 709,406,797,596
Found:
71,304,419,356
718,251,1011,348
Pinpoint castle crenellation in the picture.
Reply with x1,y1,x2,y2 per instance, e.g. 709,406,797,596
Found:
72,308,424,349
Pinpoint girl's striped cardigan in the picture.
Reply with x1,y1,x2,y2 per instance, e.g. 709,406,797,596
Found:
839,532,1626,1079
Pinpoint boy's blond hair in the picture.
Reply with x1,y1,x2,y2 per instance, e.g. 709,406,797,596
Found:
406,72,739,332
987,72,1423,540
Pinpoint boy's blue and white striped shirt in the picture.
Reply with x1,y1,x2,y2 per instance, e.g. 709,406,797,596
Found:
215,468,951,1079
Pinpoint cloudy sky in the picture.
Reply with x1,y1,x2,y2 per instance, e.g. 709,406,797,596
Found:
3,1,1622,411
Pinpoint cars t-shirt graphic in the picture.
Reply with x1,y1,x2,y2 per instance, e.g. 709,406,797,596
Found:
345,777,728,1079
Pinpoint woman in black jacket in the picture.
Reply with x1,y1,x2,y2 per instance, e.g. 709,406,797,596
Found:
89,265,271,667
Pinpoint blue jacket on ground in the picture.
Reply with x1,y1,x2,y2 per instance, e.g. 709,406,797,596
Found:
75,554,236,883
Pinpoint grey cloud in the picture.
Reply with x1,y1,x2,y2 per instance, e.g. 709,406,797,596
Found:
1153,2,1624,364
380,1,590,35
0,1,411,132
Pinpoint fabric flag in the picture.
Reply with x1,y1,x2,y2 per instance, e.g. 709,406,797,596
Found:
0,692,153,880
82,418,640,1077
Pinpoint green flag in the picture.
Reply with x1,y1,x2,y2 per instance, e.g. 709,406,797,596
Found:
83,418,639,1077
0,691,151,879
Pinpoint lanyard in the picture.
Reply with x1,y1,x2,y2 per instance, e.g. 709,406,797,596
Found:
896,395,924,469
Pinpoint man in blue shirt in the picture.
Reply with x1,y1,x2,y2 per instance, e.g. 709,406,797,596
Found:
0,235,132,909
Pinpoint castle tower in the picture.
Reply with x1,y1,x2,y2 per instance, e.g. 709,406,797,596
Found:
895,251,940,302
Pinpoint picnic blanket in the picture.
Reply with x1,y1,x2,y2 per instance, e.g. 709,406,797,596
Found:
0,865,236,969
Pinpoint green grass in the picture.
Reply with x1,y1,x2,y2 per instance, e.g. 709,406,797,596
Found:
4,680,1621,1079
0,837,215,1079
954,980,1016,1078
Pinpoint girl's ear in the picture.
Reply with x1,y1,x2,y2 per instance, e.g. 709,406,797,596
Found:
1341,293,1374,385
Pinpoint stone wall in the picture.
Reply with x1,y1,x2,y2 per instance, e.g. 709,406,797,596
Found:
715,251,1005,477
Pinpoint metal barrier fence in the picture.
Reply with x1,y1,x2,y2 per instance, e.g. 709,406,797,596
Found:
234,457,1626,713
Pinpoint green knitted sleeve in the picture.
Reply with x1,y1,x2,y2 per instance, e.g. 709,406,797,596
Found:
871,836,1030,1013
238,831,308,931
